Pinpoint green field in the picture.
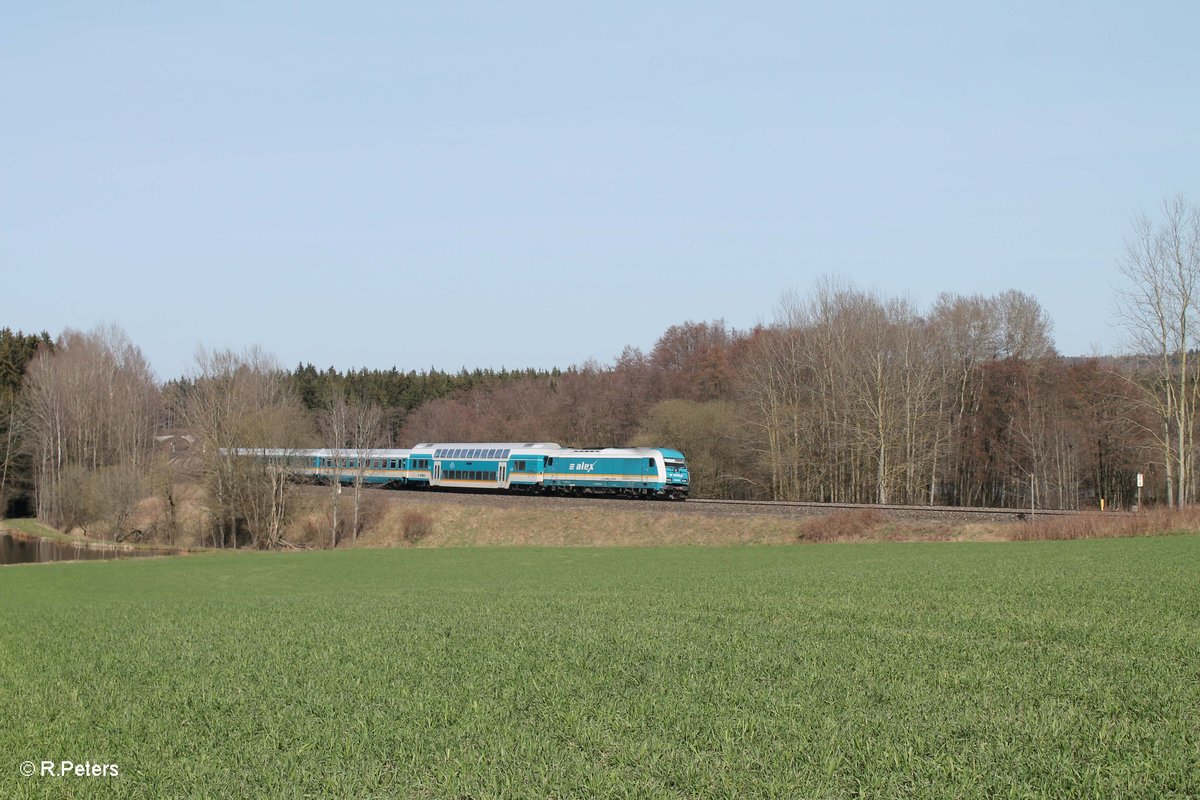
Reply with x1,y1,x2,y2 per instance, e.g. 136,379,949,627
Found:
2,538,1198,798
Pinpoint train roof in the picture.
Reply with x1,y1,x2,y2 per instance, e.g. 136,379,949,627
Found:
411,442,561,450
226,447,413,457
224,444,686,460
557,447,684,458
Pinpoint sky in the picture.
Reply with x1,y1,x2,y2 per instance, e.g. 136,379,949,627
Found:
3,1,1198,380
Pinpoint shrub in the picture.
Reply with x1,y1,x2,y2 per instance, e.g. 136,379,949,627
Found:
797,509,886,542
1011,507,1200,541
401,511,434,544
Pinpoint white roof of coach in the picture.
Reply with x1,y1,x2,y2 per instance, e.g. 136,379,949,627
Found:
227,447,412,458
556,447,664,458
412,442,561,450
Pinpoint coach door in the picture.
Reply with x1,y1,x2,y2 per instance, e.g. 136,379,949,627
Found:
498,462,506,487
433,462,441,482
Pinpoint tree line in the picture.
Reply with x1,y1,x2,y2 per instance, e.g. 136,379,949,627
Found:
1,195,1196,546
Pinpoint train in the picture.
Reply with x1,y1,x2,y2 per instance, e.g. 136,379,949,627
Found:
234,442,691,500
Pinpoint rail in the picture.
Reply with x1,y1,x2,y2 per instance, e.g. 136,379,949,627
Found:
685,498,1103,518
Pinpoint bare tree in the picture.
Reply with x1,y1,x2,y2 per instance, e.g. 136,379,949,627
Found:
321,390,349,548
1113,194,1200,506
320,389,385,545
20,325,159,528
180,347,311,548
635,399,752,498
347,397,385,540
739,281,1065,507
997,289,1056,361
928,294,1000,505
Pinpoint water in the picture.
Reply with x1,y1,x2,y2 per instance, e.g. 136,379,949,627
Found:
0,532,181,565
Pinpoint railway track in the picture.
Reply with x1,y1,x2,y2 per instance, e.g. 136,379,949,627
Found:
345,484,1100,522
686,498,1089,520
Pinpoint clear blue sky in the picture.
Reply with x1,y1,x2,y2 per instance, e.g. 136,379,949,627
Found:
3,1,1197,379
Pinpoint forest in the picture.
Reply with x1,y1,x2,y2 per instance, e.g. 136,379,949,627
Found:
2,197,1196,545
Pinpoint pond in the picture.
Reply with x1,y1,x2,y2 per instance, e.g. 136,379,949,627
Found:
0,532,183,565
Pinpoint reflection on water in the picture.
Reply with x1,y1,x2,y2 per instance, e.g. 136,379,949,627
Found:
0,532,181,565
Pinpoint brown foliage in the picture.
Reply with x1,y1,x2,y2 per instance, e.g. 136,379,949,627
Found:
1010,508,1200,541
401,510,434,544
796,509,887,542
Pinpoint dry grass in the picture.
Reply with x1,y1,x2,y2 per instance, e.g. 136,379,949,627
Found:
353,500,805,548
796,509,887,542
400,510,434,544
1011,507,1200,541
93,480,1200,549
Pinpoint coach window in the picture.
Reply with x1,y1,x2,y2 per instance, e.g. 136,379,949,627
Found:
648,458,655,468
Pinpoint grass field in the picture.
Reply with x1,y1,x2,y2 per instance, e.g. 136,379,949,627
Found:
2,538,1198,798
